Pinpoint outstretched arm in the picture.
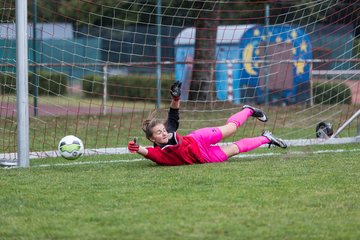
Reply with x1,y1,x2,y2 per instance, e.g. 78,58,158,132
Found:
170,81,182,109
170,98,180,109
128,139,148,156
136,146,148,157
167,81,182,131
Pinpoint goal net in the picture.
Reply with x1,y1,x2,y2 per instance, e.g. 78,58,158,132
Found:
1,0,359,163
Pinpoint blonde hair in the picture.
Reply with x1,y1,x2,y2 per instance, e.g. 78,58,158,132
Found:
142,109,166,141
142,118,166,140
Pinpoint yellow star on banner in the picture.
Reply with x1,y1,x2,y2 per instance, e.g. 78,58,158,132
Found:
276,36,282,43
291,30,297,39
254,29,260,36
300,40,307,52
293,60,306,74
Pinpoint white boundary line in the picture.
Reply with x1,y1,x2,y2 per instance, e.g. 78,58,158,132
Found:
27,148,360,168
33,158,146,168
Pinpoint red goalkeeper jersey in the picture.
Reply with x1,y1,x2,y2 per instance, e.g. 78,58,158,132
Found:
145,132,205,166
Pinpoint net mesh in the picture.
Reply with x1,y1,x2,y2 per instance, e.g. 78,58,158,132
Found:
0,0,359,160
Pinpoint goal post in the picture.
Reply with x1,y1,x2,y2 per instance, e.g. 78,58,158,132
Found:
331,109,360,138
16,0,29,167
0,0,360,165
0,0,30,168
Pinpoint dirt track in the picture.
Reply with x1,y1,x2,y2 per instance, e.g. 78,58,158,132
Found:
0,102,132,117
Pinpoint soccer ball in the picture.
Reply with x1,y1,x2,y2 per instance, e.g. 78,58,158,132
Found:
58,135,84,160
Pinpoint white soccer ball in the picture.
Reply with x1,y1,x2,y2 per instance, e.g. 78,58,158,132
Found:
58,135,84,160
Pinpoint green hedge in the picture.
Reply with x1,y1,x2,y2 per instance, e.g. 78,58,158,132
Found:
82,74,173,101
0,72,68,95
82,75,104,98
83,75,353,105
29,71,68,95
0,74,16,94
312,82,352,105
354,38,360,59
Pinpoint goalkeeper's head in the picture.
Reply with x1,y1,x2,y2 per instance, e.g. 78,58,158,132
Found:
142,118,169,145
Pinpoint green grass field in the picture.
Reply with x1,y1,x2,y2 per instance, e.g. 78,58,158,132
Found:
1,143,359,239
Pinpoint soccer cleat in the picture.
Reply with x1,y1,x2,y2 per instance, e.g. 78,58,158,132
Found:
262,131,287,149
242,105,268,122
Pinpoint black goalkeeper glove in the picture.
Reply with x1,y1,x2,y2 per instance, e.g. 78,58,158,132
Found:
170,81,182,101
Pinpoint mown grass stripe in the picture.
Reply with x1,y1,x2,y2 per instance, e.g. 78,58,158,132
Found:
30,148,360,168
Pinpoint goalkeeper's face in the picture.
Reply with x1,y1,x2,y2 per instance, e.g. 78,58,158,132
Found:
150,123,170,145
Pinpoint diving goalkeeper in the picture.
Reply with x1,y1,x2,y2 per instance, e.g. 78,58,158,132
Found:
128,81,287,166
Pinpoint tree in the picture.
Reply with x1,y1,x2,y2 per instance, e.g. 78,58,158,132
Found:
188,1,220,101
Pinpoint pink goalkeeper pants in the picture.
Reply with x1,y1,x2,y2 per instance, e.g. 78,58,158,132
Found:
188,108,269,163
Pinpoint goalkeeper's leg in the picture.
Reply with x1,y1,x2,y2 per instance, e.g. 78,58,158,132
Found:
199,136,270,163
226,107,253,128
221,106,268,139
227,105,268,127
218,133,286,161
217,108,252,139
233,136,270,153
